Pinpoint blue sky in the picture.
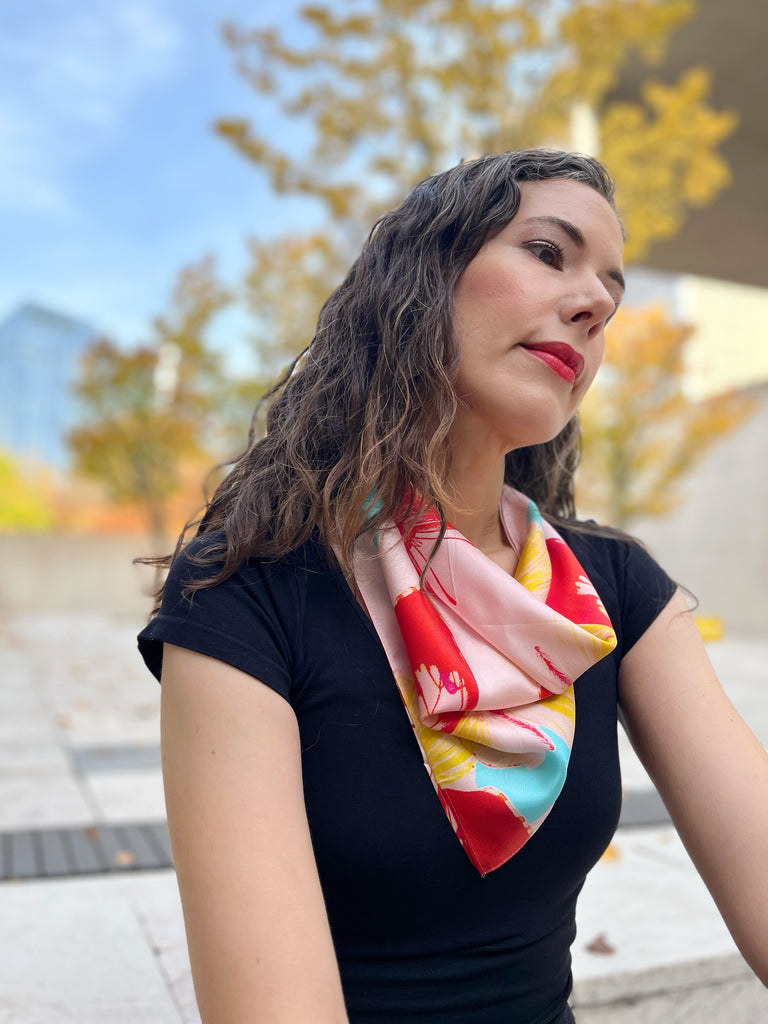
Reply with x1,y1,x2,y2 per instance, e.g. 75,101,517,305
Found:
1,0,319,361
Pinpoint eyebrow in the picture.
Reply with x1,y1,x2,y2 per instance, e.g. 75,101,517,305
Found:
519,215,626,293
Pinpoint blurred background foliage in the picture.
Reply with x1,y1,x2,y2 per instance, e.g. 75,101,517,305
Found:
0,452,55,533
2,0,754,539
578,305,755,525
66,258,232,543
216,0,734,262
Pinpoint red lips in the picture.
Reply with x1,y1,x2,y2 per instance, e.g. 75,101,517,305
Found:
519,342,585,384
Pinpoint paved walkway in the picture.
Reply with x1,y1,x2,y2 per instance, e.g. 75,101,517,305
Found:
1,610,766,1022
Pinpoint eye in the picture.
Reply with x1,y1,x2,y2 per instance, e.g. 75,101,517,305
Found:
526,239,565,269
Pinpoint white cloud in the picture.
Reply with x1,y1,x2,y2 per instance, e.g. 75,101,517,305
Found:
0,109,72,216
32,3,183,126
0,1,184,214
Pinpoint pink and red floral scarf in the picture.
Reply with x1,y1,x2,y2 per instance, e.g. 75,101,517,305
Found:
352,487,617,874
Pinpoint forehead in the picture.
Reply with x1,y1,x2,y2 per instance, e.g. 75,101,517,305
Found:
513,178,624,256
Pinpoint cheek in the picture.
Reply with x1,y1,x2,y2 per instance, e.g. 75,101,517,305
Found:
453,347,481,401
576,339,606,400
453,254,524,326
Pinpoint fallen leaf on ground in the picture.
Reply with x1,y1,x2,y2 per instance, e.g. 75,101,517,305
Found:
113,849,137,867
585,933,616,955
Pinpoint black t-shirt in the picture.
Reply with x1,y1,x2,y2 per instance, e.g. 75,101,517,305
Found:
138,527,676,1024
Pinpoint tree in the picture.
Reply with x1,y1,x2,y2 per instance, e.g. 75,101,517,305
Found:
208,0,749,527
577,305,754,526
216,0,735,263
67,258,232,543
243,231,350,386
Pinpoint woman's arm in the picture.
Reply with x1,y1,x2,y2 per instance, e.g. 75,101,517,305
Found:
160,643,349,1023
618,591,768,985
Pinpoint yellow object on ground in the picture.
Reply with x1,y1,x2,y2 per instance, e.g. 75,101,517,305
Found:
695,616,723,641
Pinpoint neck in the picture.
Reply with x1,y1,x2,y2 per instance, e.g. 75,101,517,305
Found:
444,452,514,564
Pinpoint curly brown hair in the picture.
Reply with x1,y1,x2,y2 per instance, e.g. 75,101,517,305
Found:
151,149,619,594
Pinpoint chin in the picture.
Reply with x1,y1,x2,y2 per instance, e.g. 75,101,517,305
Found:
505,416,573,452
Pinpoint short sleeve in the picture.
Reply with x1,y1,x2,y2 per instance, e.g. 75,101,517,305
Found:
615,537,678,654
560,525,679,659
137,533,298,701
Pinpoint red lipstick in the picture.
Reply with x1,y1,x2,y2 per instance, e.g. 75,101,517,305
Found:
520,342,584,384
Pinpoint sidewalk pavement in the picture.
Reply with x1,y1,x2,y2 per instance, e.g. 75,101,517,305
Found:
1,610,766,1023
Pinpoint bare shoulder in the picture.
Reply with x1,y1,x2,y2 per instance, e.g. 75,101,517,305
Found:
161,642,300,776
617,589,755,770
161,644,348,1023
618,589,721,709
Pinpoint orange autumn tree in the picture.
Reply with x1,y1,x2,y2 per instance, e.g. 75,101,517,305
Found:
67,258,232,544
577,305,754,527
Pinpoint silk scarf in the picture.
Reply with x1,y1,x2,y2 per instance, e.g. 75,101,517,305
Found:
352,486,617,875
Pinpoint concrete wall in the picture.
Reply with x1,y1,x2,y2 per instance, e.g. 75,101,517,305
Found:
680,276,768,399
0,534,160,620
1,385,766,635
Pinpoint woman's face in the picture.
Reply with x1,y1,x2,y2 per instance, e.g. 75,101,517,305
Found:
450,178,625,457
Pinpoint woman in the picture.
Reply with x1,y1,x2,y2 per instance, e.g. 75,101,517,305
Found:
139,150,768,1023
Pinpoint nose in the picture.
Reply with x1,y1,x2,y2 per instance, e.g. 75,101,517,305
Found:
561,275,616,337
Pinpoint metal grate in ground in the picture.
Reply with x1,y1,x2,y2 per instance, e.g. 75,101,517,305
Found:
0,789,670,882
0,821,172,881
